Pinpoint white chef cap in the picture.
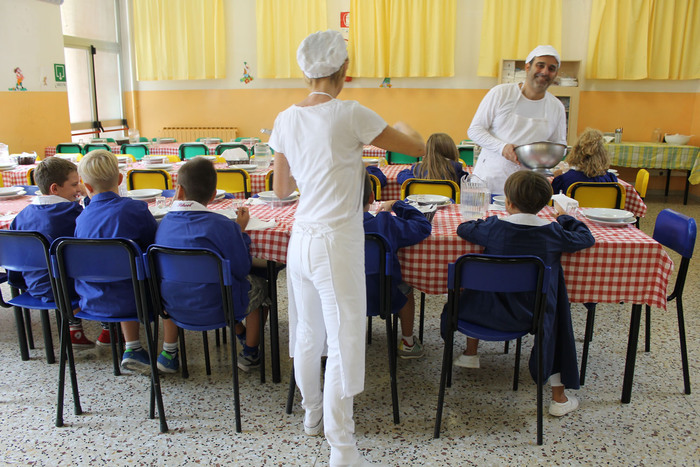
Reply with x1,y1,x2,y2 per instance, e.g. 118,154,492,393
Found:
297,30,348,79
525,45,560,66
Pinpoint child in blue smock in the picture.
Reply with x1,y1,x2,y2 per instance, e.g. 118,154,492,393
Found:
551,128,618,195
362,173,432,358
154,157,268,373
75,149,158,373
10,157,98,349
448,170,594,417
397,133,468,188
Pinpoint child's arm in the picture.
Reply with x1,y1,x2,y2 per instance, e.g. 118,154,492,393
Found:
376,200,431,248
456,217,493,247
555,215,595,252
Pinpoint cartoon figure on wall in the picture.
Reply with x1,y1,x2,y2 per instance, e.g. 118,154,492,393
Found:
240,62,253,84
9,67,27,91
380,77,391,88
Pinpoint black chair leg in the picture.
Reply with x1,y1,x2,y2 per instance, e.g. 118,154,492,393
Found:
536,330,543,446
434,329,454,438
367,316,372,344
215,328,220,347
676,298,691,395
504,341,509,354
230,324,242,432
203,331,211,375
385,316,400,424
286,362,296,415
109,323,121,376
513,337,522,391
645,305,651,352
580,303,597,385
267,261,280,383
419,292,426,343
143,314,168,432
40,309,55,364
179,328,189,379
259,306,267,385
12,305,30,361
23,308,35,349
621,304,643,403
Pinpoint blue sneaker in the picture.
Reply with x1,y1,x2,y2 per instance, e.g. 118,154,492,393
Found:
121,348,151,374
156,350,179,374
237,350,260,372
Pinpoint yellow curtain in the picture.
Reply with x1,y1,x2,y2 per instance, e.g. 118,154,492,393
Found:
587,0,700,80
256,0,327,79
347,0,455,78
477,0,562,77
133,0,226,81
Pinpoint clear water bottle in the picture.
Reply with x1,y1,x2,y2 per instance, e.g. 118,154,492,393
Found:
459,174,490,220
253,143,271,170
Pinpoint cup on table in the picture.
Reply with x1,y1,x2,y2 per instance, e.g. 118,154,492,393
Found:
155,196,168,211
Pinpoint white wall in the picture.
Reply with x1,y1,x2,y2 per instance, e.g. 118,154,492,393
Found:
0,0,67,93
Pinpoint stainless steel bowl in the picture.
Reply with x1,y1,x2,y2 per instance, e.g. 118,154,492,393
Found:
515,141,567,173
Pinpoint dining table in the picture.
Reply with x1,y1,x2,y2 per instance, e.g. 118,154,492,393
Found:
0,189,673,401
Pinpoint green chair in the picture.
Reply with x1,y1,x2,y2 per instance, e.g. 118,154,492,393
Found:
83,143,111,154
215,143,249,156
121,144,149,161
178,143,209,161
386,151,420,165
106,138,116,143
458,147,475,166
234,137,261,143
139,137,149,142
55,143,82,154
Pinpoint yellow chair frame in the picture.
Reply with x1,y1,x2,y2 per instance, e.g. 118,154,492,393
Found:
368,173,382,201
635,169,649,199
566,182,626,209
27,167,36,185
400,178,460,203
264,170,274,192
216,169,251,198
127,169,172,191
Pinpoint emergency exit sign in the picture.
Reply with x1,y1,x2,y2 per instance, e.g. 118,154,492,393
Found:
54,64,66,82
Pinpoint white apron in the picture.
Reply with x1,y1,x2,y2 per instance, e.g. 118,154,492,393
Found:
473,89,553,194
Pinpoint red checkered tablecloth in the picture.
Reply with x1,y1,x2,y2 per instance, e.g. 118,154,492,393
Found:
0,195,671,309
1,165,36,187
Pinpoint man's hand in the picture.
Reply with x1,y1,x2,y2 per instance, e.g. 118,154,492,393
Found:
502,144,519,164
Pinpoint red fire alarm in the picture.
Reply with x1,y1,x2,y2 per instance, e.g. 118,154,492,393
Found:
340,12,349,28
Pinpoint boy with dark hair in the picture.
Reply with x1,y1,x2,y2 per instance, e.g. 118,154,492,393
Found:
451,170,594,416
76,149,158,372
154,157,267,373
362,172,432,358
11,157,99,348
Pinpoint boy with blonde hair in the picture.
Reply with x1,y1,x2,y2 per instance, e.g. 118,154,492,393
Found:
75,149,157,372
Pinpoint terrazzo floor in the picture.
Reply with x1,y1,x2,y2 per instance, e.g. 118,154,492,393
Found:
0,192,698,466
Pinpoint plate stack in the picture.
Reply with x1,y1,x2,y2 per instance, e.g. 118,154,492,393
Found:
127,189,163,201
582,208,635,226
405,194,452,207
0,186,27,199
257,190,299,206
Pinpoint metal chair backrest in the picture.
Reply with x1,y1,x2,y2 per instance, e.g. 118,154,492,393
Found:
83,143,111,154
653,209,696,260
566,181,626,209
215,143,248,155
121,144,149,160
216,168,251,197
368,173,382,201
178,143,209,161
55,143,82,154
401,178,460,203
27,168,35,185
146,245,233,330
265,170,274,191
364,233,393,319
127,169,171,190
386,151,419,164
0,230,53,282
635,169,650,199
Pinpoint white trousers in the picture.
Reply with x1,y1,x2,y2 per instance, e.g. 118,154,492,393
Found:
287,224,366,466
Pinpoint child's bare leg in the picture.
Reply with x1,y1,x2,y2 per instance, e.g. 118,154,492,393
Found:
464,337,479,355
121,321,140,343
245,308,262,348
398,291,415,338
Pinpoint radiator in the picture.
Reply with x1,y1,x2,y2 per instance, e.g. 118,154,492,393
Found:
161,126,238,142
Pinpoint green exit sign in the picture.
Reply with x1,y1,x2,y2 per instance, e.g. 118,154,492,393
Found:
54,64,66,82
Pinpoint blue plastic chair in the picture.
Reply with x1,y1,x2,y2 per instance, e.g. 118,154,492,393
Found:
0,230,79,363
146,245,254,433
580,209,696,396
285,233,401,424
178,143,209,161
51,237,167,432
435,254,551,445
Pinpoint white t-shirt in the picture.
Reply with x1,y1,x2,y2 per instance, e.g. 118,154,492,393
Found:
269,99,387,229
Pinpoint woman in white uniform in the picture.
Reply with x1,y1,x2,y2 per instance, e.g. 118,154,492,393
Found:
269,30,424,467
468,45,567,195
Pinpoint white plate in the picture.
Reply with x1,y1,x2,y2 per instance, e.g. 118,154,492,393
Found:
493,195,506,205
234,164,258,172
0,189,26,198
199,155,217,161
363,158,379,165
142,163,173,170
584,215,636,226
584,208,634,222
127,189,163,199
257,190,299,202
405,194,452,205
116,156,131,163
0,164,18,171
608,169,619,175
0,187,23,196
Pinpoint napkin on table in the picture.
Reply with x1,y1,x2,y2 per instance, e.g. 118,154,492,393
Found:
551,194,579,216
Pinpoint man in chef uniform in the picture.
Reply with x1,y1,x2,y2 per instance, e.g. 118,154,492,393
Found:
468,45,567,195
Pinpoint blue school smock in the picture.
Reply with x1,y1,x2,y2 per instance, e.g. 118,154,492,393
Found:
551,169,618,196
155,207,252,321
363,200,431,315
396,160,468,188
74,191,157,319
10,197,82,301
365,166,387,187
451,214,594,389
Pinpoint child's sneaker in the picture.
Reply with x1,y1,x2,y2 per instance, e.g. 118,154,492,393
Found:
70,328,95,350
121,348,151,373
398,336,424,359
156,350,179,374
96,329,111,347
237,350,260,372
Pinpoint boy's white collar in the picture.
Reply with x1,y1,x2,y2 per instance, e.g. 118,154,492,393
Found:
503,212,550,226
32,194,74,205
169,200,210,212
